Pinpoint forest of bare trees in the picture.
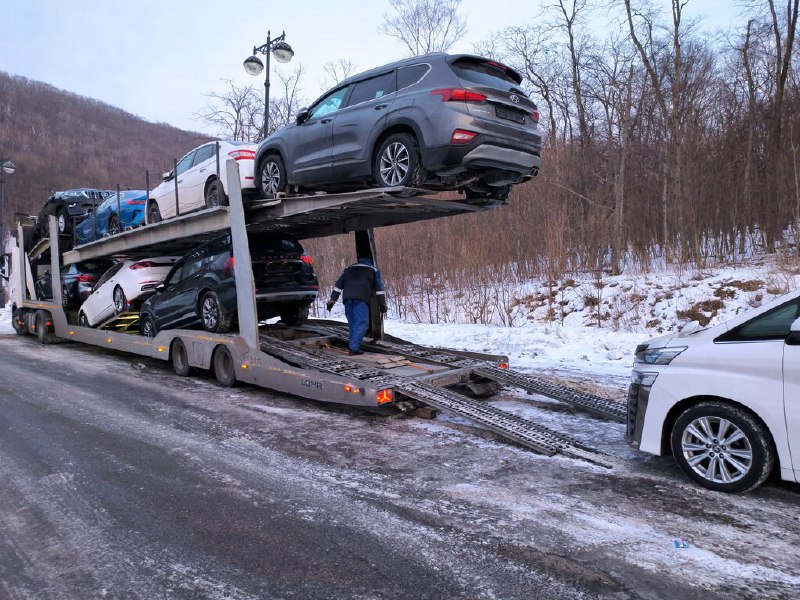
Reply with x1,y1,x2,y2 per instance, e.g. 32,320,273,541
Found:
4,1,800,326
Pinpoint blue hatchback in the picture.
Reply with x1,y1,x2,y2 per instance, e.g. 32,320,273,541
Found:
75,190,147,245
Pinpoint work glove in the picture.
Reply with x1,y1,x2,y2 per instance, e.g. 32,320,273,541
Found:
379,305,388,314
326,300,335,311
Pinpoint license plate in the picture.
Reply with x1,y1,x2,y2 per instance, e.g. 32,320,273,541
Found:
495,105,525,124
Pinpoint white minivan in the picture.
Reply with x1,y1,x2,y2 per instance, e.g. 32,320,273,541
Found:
627,290,800,493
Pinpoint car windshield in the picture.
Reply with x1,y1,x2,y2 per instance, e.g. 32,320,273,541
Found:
450,58,524,92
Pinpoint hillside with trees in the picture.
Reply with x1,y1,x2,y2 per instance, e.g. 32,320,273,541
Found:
0,71,210,222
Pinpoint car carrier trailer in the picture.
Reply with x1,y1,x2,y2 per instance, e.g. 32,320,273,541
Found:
7,161,624,465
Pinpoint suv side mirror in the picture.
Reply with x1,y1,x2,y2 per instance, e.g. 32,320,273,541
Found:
155,282,166,292
296,108,310,125
787,317,800,345
162,171,173,181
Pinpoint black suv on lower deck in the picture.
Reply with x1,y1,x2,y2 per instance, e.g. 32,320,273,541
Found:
139,233,318,336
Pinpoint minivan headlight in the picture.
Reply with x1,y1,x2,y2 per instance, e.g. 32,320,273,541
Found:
634,346,687,365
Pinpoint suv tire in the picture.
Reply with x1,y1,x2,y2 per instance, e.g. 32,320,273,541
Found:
671,401,774,493
147,201,162,225
141,315,158,338
258,155,288,199
200,291,232,334
374,133,423,190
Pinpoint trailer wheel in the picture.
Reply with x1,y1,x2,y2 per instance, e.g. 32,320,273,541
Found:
212,345,236,387
171,338,193,377
35,310,53,345
12,308,26,336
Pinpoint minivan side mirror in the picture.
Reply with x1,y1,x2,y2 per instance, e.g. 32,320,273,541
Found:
296,108,310,125
787,317,800,345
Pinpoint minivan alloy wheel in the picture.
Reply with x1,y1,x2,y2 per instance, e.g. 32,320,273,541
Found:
680,416,753,484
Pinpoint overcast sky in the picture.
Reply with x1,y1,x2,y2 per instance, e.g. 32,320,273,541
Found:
0,0,742,135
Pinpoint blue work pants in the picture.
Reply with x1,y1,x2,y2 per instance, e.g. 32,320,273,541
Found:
344,298,370,352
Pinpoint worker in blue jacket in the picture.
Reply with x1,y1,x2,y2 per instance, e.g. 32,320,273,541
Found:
326,257,387,355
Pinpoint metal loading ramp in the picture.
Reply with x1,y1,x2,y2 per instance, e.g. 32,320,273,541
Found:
366,337,627,422
258,327,613,467
472,366,627,422
375,378,613,468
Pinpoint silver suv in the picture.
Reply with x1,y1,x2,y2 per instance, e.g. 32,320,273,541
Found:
254,53,541,204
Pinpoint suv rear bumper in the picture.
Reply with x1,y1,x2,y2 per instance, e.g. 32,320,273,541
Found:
423,140,540,180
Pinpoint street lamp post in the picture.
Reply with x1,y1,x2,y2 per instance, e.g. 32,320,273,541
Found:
0,158,18,307
243,30,294,138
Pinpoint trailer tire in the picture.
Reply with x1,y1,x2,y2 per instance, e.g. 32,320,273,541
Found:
171,338,193,377
212,345,236,387
35,310,53,345
12,308,26,335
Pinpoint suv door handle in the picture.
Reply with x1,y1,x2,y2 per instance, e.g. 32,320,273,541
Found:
374,104,388,110
320,118,333,124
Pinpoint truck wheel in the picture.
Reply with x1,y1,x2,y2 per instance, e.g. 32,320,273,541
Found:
671,401,774,493
113,286,128,314
147,201,162,225
280,303,309,326
171,338,193,377
258,155,288,198
12,308,26,335
200,291,231,333
141,315,157,338
212,345,236,387
373,133,423,189
205,178,228,208
35,310,53,345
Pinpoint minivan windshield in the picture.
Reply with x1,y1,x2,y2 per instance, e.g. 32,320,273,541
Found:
450,58,524,92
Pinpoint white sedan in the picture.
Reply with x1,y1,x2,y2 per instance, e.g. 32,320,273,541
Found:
78,257,180,327
145,140,258,224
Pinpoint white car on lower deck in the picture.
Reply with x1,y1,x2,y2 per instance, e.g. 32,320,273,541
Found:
78,257,180,327
145,140,258,224
627,289,800,493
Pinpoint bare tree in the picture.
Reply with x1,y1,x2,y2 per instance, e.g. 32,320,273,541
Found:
196,79,261,142
269,65,308,133
321,58,357,89
379,0,467,55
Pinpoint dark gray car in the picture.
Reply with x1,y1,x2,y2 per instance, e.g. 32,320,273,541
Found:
254,53,541,204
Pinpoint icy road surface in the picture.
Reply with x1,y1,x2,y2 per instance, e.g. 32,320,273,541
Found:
0,332,799,599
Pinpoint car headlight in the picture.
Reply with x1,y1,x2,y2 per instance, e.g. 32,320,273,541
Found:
634,346,687,365
631,370,659,386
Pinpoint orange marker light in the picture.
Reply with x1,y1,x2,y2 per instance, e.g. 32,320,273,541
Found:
69,330,75,335
157,346,166,353
107,338,113,343
241,363,248,369
376,388,393,404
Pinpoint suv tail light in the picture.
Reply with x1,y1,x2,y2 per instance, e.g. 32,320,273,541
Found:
431,88,487,103
76,274,98,282
300,253,313,265
532,109,540,124
228,149,256,161
223,256,235,275
450,129,477,144
126,197,147,205
130,261,155,269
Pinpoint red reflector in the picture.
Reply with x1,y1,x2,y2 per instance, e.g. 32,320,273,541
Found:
300,253,313,265
532,110,540,124
130,261,155,269
431,88,487,102
229,149,256,161
450,129,477,144
223,256,235,274
376,389,393,404
498,362,509,369
76,274,98,282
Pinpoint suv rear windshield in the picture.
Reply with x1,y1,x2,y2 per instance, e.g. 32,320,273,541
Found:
250,236,303,255
449,58,523,91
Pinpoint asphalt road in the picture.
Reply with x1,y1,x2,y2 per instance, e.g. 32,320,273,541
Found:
1,334,799,600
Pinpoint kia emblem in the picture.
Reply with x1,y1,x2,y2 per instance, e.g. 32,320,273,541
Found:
510,94,520,104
